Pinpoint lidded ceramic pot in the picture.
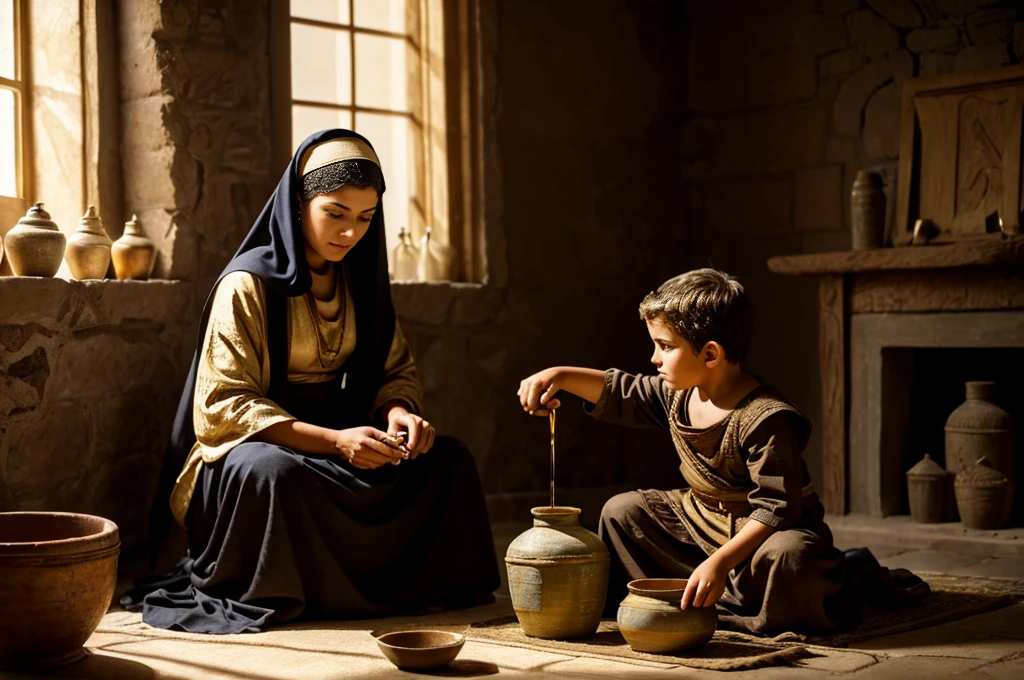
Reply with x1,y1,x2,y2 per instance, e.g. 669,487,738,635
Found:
906,454,946,524
945,382,1016,482
618,578,717,653
65,206,112,280
111,214,156,280
955,457,1013,531
4,203,66,277
505,506,609,639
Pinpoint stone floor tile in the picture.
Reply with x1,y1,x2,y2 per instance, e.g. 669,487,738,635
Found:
798,648,879,673
946,603,1024,641
460,640,575,670
968,654,1024,679
847,655,983,678
880,550,986,574
953,556,1024,579
849,622,1024,659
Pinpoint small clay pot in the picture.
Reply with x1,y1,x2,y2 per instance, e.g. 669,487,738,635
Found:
0,512,120,670
906,454,946,524
955,457,1013,531
851,171,886,249
3,203,66,277
66,206,112,280
376,631,464,670
618,578,717,653
111,214,156,280
505,506,609,640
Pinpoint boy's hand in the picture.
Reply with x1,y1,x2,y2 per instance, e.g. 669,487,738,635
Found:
681,555,729,609
518,367,564,416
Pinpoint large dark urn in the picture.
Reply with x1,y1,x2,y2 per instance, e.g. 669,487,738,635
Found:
0,512,120,670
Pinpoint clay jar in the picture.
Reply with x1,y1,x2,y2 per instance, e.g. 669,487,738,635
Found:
3,202,66,276
851,171,886,249
955,457,1013,530
65,206,112,280
906,454,946,524
505,506,609,639
0,512,119,670
618,578,717,653
111,214,156,280
945,382,1016,482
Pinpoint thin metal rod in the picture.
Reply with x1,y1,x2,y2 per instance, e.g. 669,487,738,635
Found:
549,410,556,508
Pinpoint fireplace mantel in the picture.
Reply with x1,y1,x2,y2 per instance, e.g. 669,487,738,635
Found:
767,237,1024,516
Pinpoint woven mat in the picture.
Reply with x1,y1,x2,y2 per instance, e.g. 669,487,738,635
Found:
467,617,811,671
807,573,1024,648
468,574,1024,671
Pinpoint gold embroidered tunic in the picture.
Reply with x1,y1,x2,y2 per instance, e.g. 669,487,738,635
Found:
169,269,422,524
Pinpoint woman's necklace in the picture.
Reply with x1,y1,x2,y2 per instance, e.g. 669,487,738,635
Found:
305,266,346,368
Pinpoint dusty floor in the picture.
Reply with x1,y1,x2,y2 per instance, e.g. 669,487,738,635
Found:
1,518,1021,680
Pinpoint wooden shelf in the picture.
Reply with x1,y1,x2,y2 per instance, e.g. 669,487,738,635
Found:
767,237,1024,276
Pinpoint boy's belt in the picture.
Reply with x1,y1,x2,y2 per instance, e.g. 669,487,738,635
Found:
690,483,817,517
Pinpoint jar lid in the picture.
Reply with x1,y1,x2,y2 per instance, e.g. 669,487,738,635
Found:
123,214,142,236
76,206,106,235
906,454,945,478
955,456,1009,487
965,381,997,402
17,202,58,231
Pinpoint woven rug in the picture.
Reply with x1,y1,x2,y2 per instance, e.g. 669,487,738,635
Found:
468,574,1024,671
467,617,811,671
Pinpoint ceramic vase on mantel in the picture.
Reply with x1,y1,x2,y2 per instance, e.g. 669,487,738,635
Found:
851,170,886,250
4,203,66,277
111,214,156,280
906,454,946,524
505,507,609,639
65,206,112,280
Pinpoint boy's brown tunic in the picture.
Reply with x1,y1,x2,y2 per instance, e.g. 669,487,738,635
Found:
590,369,862,634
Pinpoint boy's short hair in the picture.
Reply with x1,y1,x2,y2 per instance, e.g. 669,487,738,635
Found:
639,268,753,363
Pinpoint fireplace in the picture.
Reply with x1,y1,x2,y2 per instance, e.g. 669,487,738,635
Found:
768,241,1024,532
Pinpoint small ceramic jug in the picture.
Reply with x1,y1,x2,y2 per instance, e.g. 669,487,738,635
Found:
391,226,419,281
851,170,886,249
4,203,66,277
417,226,453,282
66,206,112,280
111,214,156,280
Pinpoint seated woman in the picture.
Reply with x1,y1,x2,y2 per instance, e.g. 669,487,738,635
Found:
132,130,500,633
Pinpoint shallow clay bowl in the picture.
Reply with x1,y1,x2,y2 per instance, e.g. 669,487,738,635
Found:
376,630,466,670
0,512,120,670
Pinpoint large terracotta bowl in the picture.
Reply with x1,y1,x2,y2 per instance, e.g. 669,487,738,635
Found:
0,512,120,670
618,578,717,653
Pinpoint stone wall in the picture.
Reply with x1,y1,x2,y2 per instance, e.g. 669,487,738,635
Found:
682,0,1024,486
397,0,690,511
0,0,274,555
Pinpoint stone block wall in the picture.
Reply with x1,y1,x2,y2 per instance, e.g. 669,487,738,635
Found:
682,0,1023,486
0,0,274,555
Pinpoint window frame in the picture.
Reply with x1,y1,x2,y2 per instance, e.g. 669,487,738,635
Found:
0,0,32,240
270,0,487,283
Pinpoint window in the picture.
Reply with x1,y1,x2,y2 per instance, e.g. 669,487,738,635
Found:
274,0,484,282
0,0,28,237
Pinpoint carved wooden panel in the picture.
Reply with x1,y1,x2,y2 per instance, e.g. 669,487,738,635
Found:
819,275,847,515
896,65,1024,244
851,268,1024,313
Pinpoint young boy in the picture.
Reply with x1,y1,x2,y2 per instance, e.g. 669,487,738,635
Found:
518,269,865,635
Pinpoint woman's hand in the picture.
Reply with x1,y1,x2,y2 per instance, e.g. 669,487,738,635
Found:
681,555,729,609
518,367,564,416
386,404,435,458
333,426,404,469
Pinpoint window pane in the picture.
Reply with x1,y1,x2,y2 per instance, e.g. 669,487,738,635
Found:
0,87,17,196
354,33,407,112
0,0,14,80
291,23,351,105
354,112,410,253
353,0,405,33
291,0,350,25
292,105,353,152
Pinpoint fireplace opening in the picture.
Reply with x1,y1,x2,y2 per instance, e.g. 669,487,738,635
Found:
882,347,1023,525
